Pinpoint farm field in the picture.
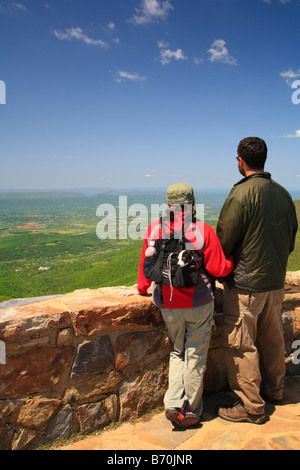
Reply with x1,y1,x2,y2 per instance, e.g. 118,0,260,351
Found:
0,191,143,301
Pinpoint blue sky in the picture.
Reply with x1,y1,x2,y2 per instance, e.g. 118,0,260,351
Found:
0,0,299,192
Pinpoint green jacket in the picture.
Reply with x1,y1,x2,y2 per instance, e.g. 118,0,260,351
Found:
217,172,298,292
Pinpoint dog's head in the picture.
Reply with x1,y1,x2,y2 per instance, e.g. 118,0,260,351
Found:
177,250,193,268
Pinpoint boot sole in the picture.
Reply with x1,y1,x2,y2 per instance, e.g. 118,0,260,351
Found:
165,409,199,427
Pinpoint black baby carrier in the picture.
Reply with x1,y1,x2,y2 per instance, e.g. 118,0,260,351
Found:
143,215,203,303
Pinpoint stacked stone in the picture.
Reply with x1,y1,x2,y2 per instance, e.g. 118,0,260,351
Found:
1,274,299,450
0,288,171,450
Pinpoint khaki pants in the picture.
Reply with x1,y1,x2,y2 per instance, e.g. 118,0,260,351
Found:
223,286,285,415
161,301,214,417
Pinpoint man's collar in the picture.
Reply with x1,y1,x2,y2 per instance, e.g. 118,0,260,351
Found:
234,172,272,186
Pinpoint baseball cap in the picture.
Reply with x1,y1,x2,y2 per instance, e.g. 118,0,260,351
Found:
166,183,195,206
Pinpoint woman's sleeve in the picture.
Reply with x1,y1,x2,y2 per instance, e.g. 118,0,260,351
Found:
202,224,234,277
137,229,152,295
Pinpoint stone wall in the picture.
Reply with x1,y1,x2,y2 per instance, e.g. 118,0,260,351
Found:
0,275,300,450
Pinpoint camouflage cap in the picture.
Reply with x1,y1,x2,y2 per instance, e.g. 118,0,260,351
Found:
166,183,195,206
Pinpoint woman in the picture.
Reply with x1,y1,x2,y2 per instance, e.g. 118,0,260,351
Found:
125,183,233,428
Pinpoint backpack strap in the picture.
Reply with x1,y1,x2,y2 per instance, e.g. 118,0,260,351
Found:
147,220,162,246
159,240,167,270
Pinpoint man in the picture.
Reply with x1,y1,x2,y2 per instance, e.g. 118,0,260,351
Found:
137,183,233,427
216,137,298,424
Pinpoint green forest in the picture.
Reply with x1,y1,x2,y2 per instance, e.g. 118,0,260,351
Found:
0,192,299,302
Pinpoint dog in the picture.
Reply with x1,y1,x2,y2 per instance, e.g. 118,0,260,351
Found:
177,250,193,268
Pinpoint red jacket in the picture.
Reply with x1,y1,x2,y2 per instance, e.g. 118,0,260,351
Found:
137,213,233,309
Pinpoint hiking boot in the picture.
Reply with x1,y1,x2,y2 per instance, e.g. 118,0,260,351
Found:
218,401,267,424
182,409,201,427
165,407,200,427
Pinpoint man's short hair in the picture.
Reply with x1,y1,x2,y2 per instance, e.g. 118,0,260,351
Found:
237,137,268,170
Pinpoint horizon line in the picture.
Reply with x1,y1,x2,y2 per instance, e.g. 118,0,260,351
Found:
0,186,233,193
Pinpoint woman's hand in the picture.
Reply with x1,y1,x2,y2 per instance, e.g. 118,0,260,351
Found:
119,285,139,297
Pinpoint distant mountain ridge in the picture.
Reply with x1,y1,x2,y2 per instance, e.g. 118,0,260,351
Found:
0,189,231,211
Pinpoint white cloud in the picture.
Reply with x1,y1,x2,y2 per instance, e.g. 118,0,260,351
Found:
207,39,237,66
52,27,108,48
157,41,187,65
160,48,187,65
116,70,147,82
193,57,204,65
107,22,115,30
44,3,55,12
11,3,29,12
130,0,173,25
280,68,300,86
157,40,169,49
281,130,300,138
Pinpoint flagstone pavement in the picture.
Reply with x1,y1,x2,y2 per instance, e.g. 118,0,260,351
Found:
56,362,300,451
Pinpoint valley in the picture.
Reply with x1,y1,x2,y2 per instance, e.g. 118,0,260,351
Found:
0,190,299,301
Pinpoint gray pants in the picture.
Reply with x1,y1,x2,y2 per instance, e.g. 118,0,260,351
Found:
161,301,214,417
223,286,286,414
